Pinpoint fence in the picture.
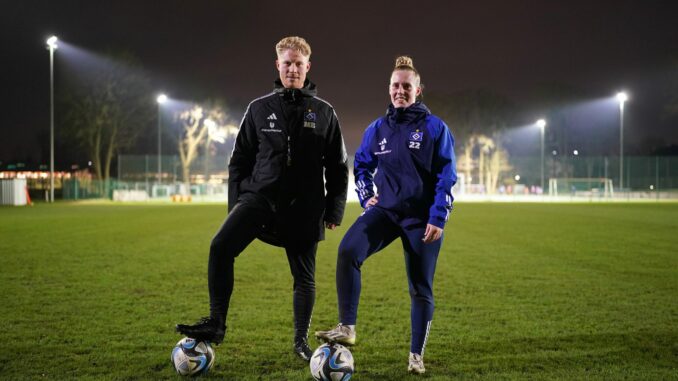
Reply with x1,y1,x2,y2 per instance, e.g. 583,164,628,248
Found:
62,179,229,201
504,156,677,192
54,154,678,201
117,154,229,184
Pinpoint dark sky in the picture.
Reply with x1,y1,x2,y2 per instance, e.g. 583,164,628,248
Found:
2,0,677,168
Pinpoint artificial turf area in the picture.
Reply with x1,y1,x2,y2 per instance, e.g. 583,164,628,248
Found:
1,202,677,380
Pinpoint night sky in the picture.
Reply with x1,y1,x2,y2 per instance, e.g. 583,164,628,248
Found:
2,0,678,169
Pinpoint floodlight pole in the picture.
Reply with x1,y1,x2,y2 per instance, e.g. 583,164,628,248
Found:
619,100,625,190
536,119,546,192
540,125,545,191
616,92,628,191
156,94,167,184
157,104,162,184
47,36,58,203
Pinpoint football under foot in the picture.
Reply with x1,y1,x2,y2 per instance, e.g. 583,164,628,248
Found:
176,316,226,345
314,323,356,346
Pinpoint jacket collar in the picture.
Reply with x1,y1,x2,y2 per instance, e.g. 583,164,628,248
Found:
274,79,317,103
386,101,431,125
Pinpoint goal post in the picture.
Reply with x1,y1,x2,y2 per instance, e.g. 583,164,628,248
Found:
548,178,614,198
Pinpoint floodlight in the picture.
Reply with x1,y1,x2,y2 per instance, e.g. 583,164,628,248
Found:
46,35,58,50
536,119,546,129
616,92,628,104
157,94,168,104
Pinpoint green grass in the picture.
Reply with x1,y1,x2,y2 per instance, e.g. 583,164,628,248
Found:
1,202,677,380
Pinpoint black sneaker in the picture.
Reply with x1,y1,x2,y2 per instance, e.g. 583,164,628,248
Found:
293,337,313,362
176,316,226,344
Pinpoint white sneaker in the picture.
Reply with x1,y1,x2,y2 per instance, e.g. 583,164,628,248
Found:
314,323,356,346
408,352,425,374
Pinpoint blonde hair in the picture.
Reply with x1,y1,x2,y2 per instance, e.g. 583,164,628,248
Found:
393,55,421,87
276,36,312,58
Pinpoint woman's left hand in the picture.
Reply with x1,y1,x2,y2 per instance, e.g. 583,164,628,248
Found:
422,224,443,243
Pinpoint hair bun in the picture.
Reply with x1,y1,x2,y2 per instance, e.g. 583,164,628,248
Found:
395,56,414,69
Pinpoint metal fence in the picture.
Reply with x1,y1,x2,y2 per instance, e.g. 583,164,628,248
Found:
508,156,678,192
117,154,229,184
61,178,230,201
56,154,678,201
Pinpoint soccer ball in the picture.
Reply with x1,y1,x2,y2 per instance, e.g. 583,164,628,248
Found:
171,337,215,376
309,343,354,381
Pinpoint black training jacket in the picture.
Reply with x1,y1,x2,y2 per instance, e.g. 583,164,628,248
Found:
228,79,348,245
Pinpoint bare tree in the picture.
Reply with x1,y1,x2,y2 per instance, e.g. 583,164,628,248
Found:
61,51,153,195
177,102,236,188
428,89,517,193
485,138,512,194
178,106,210,188
457,139,475,193
475,135,494,190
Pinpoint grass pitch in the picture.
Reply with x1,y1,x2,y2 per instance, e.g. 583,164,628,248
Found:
1,202,677,380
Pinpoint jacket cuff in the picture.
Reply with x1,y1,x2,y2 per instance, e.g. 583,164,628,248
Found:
427,216,447,229
359,194,374,209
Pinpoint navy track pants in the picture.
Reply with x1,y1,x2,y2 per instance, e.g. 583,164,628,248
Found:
336,206,441,355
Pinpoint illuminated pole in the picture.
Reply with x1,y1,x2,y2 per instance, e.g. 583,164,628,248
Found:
47,36,58,203
156,94,167,183
536,119,547,192
616,92,628,190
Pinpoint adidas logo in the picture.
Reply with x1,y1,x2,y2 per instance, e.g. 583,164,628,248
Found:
266,113,277,120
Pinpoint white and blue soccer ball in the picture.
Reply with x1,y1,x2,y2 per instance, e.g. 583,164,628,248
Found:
309,343,354,381
171,337,215,376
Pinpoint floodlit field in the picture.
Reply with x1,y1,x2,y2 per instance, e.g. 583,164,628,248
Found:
1,202,677,380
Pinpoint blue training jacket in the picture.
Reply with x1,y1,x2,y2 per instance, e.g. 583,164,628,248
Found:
354,102,457,228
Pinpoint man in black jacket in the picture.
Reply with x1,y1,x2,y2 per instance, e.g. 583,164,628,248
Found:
176,36,348,362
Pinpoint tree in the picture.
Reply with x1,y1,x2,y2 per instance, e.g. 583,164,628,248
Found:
428,89,517,147
177,106,210,188
176,101,236,189
485,137,512,194
427,89,517,193
61,51,153,194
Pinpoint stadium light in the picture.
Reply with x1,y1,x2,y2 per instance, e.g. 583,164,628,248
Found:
616,91,628,190
46,35,58,202
535,119,546,191
156,93,167,184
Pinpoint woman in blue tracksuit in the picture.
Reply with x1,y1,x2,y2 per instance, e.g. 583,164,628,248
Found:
316,56,456,374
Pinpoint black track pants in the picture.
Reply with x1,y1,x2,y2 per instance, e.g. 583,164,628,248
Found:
207,200,317,340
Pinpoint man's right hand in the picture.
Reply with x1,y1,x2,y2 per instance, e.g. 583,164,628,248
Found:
365,196,378,208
